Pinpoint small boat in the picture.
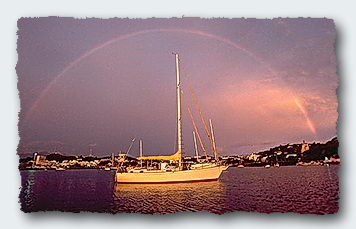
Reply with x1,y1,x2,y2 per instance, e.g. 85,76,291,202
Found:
237,165,244,168
56,167,66,171
265,165,271,168
104,167,110,171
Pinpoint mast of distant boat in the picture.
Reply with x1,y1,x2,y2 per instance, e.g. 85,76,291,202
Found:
189,86,216,158
174,53,183,169
209,119,219,163
193,131,199,160
139,139,143,167
187,106,208,158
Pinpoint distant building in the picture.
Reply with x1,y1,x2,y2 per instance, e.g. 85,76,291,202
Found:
301,141,310,153
275,151,283,155
248,153,260,161
261,156,268,163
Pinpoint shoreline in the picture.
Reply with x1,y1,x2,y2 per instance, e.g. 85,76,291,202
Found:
19,163,340,171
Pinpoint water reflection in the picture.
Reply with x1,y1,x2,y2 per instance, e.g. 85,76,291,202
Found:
20,170,115,212
112,181,226,214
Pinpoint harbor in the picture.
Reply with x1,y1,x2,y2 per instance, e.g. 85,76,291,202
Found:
18,137,339,171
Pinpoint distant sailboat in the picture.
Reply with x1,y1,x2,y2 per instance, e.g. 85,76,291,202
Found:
115,53,228,183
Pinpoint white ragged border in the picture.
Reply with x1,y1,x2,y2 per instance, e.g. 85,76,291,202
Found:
0,0,355,229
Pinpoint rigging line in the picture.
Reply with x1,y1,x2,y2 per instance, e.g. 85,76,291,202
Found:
181,88,209,157
187,106,208,158
186,82,215,154
126,138,136,155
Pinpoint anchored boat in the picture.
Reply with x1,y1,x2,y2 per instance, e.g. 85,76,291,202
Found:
115,53,228,184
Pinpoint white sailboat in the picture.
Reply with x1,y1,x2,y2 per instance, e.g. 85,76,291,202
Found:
115,53,228,183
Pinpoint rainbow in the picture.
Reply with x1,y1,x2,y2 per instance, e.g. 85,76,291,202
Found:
294,98,317,135
23,28,317,135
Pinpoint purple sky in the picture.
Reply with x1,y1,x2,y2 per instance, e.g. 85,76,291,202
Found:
17,17,338,156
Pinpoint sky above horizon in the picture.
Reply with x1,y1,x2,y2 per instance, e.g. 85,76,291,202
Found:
17,17,338,156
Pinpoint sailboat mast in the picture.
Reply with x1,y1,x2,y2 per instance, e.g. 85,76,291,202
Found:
193,131,199,159
209,119,219,162
175,53,183,165
139,139,143,167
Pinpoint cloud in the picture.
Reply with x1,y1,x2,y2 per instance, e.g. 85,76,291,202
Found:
200,79,337,151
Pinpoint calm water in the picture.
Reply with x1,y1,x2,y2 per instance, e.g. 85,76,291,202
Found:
19,166,339,214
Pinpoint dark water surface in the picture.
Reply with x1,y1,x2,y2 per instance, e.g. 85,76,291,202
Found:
20,166,339,214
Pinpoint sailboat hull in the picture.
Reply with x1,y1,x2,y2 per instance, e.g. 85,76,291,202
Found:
115,165,228,184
